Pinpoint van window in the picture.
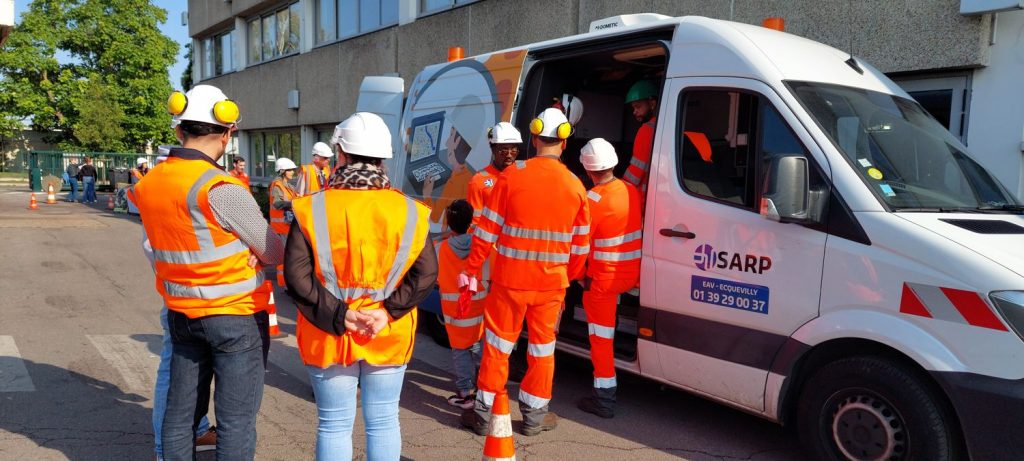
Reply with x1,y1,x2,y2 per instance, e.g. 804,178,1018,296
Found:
677,89,821,211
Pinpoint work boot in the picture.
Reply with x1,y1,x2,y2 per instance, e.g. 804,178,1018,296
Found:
460,407,489,436
195,426,217,452
520,411,558,436
577,396,614,419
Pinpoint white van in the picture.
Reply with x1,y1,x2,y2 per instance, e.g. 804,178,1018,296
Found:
355,14,1024,460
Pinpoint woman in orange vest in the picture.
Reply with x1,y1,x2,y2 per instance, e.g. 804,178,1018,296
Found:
284,112,437,461
270,157,299,287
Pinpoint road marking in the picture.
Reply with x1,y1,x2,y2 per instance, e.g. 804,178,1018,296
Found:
87,335,158,393
0,336,36,392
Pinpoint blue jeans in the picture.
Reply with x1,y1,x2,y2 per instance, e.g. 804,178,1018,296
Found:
67,178,78,202
154,307,210,459
163,310,269,461
306,362,407,461
82,176,96,202
451,340,482,395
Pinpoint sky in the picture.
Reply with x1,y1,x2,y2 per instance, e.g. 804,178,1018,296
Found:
14,0,192,90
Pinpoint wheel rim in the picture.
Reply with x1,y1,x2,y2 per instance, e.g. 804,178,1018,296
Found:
828,390,907,461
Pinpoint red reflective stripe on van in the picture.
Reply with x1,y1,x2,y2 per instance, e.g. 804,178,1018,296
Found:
900,283,932,318
940,287,1007,331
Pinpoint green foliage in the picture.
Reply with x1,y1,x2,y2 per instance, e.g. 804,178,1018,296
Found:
181,42,193,91
0,0,179,152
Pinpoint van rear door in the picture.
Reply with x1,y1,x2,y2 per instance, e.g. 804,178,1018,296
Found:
398,49,528,234
356,76,405,175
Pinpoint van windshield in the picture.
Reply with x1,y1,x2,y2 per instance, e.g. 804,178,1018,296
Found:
788,81,1020,212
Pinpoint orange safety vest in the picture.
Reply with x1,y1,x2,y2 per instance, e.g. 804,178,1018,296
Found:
268,178,298,235
586,179,642,281
230,170,251,189
625,117,656,191
437,238,492,349
131,169,145,182
466,164,501,226
129,156,264,318
291,188,431,368
299,164,329,196
466,157,590,291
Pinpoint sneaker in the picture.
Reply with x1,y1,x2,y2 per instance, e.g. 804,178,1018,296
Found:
460,407,489,436
447,393,476,410
195,426,217,452
577,396,614,419
520,411,558,436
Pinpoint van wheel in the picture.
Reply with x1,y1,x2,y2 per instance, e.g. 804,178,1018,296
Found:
421,312,450,349
797,356,960,461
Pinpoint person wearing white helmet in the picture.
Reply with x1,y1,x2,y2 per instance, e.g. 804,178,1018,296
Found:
575,138,642,419
131,84,283,461
284,112,437,460
461,107,590,437
131,157,149,184
269,157,299,236
465,121,522,226
297,141,334,196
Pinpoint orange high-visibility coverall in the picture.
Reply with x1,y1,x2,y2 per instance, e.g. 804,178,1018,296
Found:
466,164,502,227
623,117,656,203
582,179,642,397
437,238,493,349
465,157,590,413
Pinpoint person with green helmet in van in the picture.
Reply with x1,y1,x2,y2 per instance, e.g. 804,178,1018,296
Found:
623,80,658,206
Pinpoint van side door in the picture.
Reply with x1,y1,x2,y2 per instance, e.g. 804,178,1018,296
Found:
644,77,830,412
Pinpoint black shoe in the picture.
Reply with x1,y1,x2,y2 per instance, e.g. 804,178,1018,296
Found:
460,407,488,436
520,411,558,436
577,396,614,419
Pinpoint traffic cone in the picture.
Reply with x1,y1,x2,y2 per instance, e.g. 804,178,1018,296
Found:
28,193,38,210
46,184,56,204
107,195,114,210
267,288,285,338
276,264,286,288
482,392,516,461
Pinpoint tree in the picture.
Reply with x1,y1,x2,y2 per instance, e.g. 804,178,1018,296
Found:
0,0,179,152
72,76,126,152
181,42,193,91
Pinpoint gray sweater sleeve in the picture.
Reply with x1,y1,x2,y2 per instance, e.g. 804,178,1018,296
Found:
270,184,292,210
208,183,284,266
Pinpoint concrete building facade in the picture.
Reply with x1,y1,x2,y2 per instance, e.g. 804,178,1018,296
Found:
187,0,1024,199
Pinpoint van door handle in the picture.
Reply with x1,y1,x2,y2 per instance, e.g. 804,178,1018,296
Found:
659,228,696,239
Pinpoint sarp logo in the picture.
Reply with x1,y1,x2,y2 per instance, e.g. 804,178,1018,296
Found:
692,243,773,275
694,244,715,271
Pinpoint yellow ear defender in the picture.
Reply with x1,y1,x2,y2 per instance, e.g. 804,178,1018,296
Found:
212,100,240,125
167,91,188,115
529,117,572,140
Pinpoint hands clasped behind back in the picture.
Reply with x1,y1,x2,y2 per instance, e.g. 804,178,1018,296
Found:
344,308,389,338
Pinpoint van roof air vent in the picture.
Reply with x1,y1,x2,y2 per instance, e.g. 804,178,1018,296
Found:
589,14,672,33
940,219,1024,234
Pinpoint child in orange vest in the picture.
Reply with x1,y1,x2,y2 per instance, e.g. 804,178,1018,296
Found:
438,200,489,409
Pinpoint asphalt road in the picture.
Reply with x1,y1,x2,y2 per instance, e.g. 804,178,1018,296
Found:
0,189,803,460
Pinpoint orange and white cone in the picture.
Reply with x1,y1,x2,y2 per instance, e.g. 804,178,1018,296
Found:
28,193,39,210
107,195,114,210
276,264,286,288
482,392,516,461
267,289,285,338
46,184,56,204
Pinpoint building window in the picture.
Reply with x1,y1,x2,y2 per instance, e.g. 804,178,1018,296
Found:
247,2,301,65
249,129,301,178
315,0,399,44
201,30,233,79
420,0,477,16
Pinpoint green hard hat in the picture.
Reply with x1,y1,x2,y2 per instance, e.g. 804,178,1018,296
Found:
625,80,658,104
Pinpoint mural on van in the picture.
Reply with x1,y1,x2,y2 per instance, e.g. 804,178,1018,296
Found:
400,49,528,235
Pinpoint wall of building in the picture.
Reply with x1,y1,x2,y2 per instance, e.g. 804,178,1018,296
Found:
965,10,1024,198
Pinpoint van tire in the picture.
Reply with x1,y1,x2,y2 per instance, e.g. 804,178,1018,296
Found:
796,356,960,461
421,312,451,349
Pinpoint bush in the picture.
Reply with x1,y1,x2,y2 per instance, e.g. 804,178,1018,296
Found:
251,184,269,219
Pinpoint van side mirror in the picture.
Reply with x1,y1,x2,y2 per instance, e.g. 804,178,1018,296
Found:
761,155,821,224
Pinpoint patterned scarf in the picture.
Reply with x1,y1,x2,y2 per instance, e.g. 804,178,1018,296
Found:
328,162,391,190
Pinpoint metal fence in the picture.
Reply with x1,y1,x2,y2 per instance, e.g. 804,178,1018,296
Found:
0,150,30,173
29,151,156,192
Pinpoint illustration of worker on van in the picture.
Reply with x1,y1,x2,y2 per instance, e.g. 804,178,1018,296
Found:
418,96,485,233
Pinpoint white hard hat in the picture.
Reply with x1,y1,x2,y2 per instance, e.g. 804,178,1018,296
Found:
275,157,298,171
330,112,393,159
529,107,572,140
312,141,334,158
560,94,584,125
488,122,522,144
580,138,618,171
136,157,148,165
167,85,239,128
